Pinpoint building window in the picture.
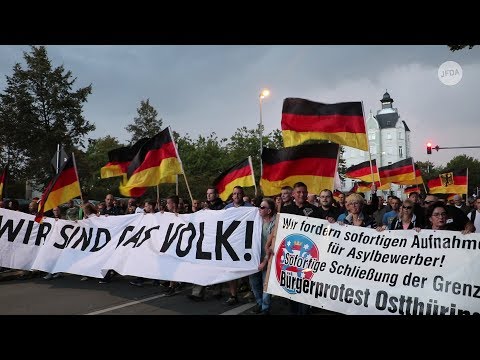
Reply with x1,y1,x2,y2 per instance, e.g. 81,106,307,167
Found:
369,132,376,140
370,147,377,155
387,146,393,155
386,133,392,140
398,132,404,140
399,146,403,157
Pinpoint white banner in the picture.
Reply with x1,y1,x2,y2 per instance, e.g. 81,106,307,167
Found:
265,213,480,315
0,207,262,286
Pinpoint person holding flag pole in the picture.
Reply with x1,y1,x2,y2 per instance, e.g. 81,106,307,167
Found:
37,152,82,280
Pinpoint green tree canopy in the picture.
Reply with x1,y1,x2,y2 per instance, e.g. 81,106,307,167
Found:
0,45,95,188
125,99,163,144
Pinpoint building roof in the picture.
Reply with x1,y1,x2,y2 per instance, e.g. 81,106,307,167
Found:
402,120,410,132
374,112,399,129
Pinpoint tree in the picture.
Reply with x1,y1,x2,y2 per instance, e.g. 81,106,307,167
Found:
125,99,163,144
82,136,124,199
0,45,95,188
173,131,230,201
448,45,475,52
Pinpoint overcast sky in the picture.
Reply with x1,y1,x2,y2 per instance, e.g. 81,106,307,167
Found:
0,45,478,167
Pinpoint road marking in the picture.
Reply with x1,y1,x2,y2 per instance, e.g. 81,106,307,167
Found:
220,302,256,315
84,293,167,315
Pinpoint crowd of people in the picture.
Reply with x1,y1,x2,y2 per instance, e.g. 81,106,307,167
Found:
1,183,477,315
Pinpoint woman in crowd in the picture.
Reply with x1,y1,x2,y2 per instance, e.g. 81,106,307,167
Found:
249,197,276,315
387,198,421,231
338,193,376,228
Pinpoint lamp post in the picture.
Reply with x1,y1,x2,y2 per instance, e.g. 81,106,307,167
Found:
259,88,270,176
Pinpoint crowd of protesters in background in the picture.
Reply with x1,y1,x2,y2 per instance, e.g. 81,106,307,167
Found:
0,185,476,315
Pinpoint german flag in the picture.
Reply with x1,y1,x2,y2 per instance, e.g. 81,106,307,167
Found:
213,157,256,201
378,158,415,184
345,159,379,182
100,138,149,179
35,155,81,223
119,128,183,197
348,182,358,194
260,143,339,196
404,185,421,195
333,190,343,202
0,163,8,199
427,168,468,195
446,194,456,202
395,168,423,185
356,181,390,193
281,98,368,151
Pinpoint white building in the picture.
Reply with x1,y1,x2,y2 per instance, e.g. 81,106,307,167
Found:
342,91,411,198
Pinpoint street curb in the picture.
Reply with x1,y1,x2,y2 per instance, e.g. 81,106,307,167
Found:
0,270,44,281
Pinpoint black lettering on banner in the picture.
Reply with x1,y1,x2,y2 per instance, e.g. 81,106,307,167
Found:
121,226,146,248
35,222,52,246
70,228,94,250
65,226,81,248
90,228,111,252
244,221,253,261
136,226,160,247
176,223,196,257
195,222,211,260
161,223,185,252
22,220,35,244
0,217,25,243
56,225,74,249
215,221,240,261
117,226,135,248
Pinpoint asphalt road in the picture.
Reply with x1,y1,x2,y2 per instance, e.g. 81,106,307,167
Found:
0,272,323,315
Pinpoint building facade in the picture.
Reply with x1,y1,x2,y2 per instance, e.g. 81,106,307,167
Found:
342,91,411,198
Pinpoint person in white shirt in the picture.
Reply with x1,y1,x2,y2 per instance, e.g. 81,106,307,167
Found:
467,198,480,233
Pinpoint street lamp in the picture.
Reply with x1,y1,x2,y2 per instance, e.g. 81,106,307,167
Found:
259,88,270,176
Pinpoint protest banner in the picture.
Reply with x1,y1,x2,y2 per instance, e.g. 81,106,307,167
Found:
265,213,480,315
0,207,261,286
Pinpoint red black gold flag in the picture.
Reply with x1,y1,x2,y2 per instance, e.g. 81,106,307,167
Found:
0,163,8,199
345,159,379,182
395,168,423,185
119,128,183,197
281,98,368,150
404,185,421,195
35,156,81,223
355,181,390,193
427,168,468,194
378,158,415,184
446,194,456,202
213,157,256,201
100,138,149,179
348,182,359,194
260,143,339,196
333,190,343,202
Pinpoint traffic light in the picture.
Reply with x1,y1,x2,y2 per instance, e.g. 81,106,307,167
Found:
427,142,432,154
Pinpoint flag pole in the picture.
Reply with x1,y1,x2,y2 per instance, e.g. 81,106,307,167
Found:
361,102,378,201
248,156,257,197
71,152,84,205
168,126,193,205
55,144,60,175
156,185,160,208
